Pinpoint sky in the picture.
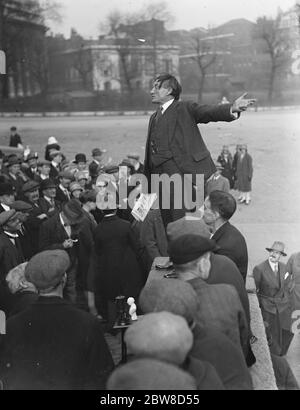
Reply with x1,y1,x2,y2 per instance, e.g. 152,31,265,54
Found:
48,0,297,38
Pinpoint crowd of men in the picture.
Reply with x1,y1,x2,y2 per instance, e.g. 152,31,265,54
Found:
0,120,298,390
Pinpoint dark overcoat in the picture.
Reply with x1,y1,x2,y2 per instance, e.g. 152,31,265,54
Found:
236,153,253,192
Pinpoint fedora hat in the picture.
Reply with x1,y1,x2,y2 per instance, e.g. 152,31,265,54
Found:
74,153,87,164
266,241,287,257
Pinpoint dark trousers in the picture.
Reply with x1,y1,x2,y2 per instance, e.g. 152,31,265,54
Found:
150,158,193,228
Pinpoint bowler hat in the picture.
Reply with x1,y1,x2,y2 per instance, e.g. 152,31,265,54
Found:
92,148,106,157
266,241,287,257
10,201,33,212
40,179,56,191
22,180,40,194
62,199,84,225
168,234,218,265
107,359,197,390
0,210,17,226
74,153,87,164
25,250,70,291
0,182,15,196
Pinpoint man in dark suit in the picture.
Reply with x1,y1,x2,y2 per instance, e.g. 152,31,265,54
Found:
38,178,61,218
0,250,114,390
55,171,74,204
39,200,84,303
168,234,255,366
144,73,255,226
49,150,63,181
0,182,15,213
9,126,23,149
89,148,106,183
24,152,39,180
0,210,25,314
203,190,248,282
253,241,294,356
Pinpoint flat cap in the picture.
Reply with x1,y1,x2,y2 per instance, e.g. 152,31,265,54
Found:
62,199,84,225
26,152,38,162
104,164,119,174
168,234,218,265
49,150,63,159
10,200,33,212
25,250,70,291
76,171,88,181
58,170,74,180
107,358,197,390
38,160,51,167
127,153,140,160
0,182,15,196
0,210,17,226
167,216,211,242
139,279,198,325
124,312,193,365
92,148,106,157
22,180,40,193
69,182,83,193
40,179,56,191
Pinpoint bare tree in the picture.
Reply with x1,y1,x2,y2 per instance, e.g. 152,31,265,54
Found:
188,30,218,103
72,45,93,89
254,14,291,105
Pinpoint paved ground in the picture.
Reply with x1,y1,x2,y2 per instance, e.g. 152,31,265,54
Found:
1,109,300,379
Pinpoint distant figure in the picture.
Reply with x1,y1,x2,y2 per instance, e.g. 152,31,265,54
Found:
217,145,234,189
236,144,253,205
45,136,61,161
9,127,23,149
205,161,230,196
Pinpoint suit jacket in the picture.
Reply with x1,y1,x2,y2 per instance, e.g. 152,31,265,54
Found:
144,100,236,182
212,221,248,281
0,296,114,389
206,175,230,196
188,277,249,359
38,197,61,218
55,186,70,204
208,253,250,326
253,260,291,315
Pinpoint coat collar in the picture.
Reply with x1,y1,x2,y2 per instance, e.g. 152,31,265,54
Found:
211,221,230,241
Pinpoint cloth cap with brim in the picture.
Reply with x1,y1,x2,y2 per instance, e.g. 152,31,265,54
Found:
167,216,210,242
49,150,63,159
74,153,87,163
7,157,21,167
0,182,15,196
48,136,58,145
214,161,224,169
92,148,106,157
25,250,70,291
124,312,193,365
26,152,38,162
38,160,51,167
127,153,140,161
76,171,88,181
10,201,33,212
69,182,83,193
104,165,119,174
266,241,287,257
107,358,197,390
0,210,17,226
40,179,56,191
58,171,74,181
22,180,40,194
62,199,84,225
139,279,198,325
168,234,218,265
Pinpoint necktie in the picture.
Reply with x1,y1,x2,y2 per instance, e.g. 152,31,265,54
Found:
274,265,278,277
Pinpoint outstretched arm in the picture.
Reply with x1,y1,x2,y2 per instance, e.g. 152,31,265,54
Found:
232,93,256,114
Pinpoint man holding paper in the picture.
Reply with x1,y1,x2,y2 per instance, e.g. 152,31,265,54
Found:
144,73,256,227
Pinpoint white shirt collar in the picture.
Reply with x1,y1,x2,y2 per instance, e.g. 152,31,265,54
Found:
4,231,19,238
268,259,279,271
1,203,10,211
93,159,100,165
40,174,48,180
161,99,174,114
210,221,227,238
59,184,68,193
44,195,53,203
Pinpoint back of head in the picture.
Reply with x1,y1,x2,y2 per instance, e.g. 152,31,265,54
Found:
124,311,193,365
155,73,182,100
208,190,236,220
25,250,70,293
62,199,84,225
139,279,198,325
107,358,197,390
